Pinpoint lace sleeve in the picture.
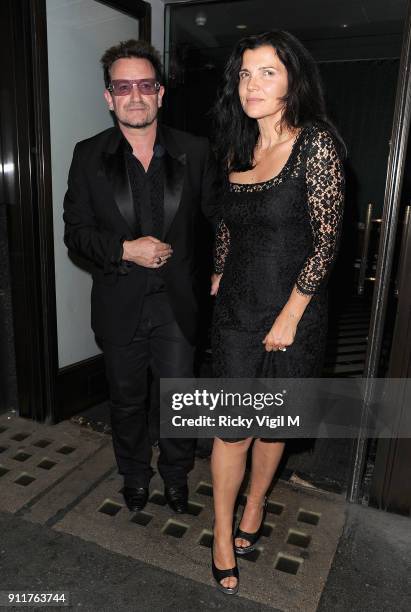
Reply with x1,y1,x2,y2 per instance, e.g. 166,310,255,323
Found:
214,219,230,274
296,129,345,295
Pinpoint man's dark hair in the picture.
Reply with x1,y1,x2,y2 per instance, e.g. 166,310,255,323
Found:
101,39,163,87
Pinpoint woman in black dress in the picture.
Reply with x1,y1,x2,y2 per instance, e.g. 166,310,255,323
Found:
209,31,345,594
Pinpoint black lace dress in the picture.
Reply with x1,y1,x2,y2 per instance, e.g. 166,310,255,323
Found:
212,125,345,379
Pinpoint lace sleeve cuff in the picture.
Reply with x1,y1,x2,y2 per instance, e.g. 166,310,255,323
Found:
295,279,318,296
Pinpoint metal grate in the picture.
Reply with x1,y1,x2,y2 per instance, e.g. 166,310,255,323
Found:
50,457,345,611
0,415,345,611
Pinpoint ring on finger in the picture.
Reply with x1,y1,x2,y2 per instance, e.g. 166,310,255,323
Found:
279,346,287,352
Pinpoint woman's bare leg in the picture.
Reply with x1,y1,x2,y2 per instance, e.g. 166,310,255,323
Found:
235,439,285,549
211,437,253,588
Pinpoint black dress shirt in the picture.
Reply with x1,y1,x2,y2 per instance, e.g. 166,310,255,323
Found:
124,138,166,294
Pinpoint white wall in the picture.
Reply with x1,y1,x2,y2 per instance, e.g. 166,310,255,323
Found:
149,0,165,58
47,0,140,368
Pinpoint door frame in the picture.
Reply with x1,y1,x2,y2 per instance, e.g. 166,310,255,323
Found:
3,0,151,423
348,0,411,503
4,0,411,505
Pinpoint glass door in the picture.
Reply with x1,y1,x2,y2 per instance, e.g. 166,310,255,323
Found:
164,0,410,498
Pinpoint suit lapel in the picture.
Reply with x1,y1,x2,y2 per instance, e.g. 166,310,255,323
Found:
163,150,186,239
159,125,187,239
101,131,139,236
100,125,186,239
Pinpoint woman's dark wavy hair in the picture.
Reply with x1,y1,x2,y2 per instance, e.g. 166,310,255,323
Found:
213,30,345,172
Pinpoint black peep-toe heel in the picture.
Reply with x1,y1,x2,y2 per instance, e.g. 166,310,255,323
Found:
211,541,239,595
234,497,268,555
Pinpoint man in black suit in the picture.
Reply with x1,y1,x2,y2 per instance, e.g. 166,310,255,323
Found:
63,40,217,513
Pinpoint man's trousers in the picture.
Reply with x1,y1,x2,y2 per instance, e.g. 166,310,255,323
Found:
102,292,195,488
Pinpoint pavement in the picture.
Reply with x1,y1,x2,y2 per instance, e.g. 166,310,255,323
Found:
0,410,410,612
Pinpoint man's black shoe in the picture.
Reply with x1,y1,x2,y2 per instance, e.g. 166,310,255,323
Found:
122,487,149,512
164,485,189,513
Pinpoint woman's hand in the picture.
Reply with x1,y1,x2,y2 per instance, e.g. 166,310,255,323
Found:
263,285,312,351
211,273,222,296
263,310,298,352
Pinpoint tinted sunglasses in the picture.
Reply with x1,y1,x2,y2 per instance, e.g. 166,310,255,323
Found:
108,79,161,96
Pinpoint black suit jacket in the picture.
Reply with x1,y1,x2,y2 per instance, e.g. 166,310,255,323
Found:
63,124,218,346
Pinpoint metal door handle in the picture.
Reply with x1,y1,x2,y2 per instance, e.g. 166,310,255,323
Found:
358,203,383,294
394,205,411,297
358,203,373,295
